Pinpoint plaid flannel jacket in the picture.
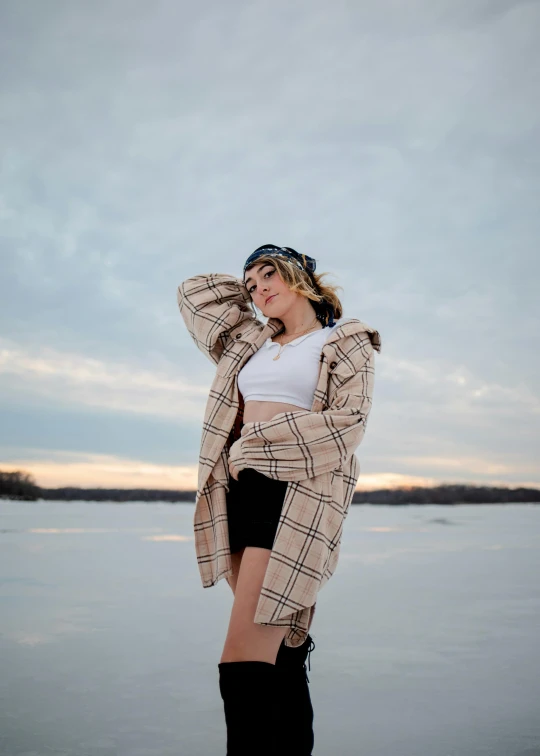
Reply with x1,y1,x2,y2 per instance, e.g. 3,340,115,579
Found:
177,273,381,647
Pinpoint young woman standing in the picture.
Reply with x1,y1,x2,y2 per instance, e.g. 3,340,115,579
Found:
177,245,381,755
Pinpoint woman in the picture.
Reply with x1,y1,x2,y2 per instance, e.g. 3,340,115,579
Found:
177,244,381,755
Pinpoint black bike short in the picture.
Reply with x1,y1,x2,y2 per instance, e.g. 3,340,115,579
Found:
226,429,288,553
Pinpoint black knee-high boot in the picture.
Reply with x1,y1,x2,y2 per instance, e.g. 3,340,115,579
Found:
274,635,315,755
218,660,278,755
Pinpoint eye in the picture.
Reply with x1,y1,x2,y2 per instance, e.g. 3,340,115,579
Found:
248,269,274,294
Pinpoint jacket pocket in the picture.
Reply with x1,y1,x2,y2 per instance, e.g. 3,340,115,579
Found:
327,358,355,397
217,321,263,378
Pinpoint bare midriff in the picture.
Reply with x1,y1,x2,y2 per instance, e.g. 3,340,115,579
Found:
242,399,308,424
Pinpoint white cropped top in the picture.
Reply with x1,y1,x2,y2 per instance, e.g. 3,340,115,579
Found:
237,318,352,410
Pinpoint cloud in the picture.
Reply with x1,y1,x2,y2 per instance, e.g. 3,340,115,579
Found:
379,355,540,416
1,450,198,490
0,338,208,420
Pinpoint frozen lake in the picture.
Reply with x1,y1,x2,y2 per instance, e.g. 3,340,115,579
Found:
1,500,539,756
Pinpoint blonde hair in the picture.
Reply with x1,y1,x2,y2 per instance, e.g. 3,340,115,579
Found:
244,254,344,325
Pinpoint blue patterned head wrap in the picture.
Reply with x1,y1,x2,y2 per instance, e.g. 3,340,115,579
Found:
243,244,336,327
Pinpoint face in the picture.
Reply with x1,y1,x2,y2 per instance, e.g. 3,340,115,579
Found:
243,262,296,316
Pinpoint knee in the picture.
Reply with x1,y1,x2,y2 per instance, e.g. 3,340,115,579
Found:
220,637,262,664
220,647,253,664
220,625,287,664
220,628,260,663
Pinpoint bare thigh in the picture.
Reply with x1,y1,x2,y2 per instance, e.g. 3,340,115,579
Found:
226,548,245,596
220,546,288,664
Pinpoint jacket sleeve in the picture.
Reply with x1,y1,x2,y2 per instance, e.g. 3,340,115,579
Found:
177,273,259,366
228,332,377,481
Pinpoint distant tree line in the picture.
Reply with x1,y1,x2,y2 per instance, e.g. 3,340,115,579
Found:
39,486,195,502
1,469,539,504
0,471,195,502
0,471,41,500
351,483,540,505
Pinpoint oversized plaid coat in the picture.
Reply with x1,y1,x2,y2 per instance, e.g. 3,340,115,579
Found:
177,273,381,647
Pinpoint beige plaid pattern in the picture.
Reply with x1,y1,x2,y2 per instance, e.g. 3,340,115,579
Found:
177,273,381,647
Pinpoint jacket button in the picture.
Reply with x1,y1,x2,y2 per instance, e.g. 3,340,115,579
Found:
235,333,242,339
330,361,337,369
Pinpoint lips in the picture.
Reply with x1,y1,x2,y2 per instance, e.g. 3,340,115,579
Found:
265,294,277,304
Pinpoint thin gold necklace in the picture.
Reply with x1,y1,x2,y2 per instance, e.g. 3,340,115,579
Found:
271,318,321,361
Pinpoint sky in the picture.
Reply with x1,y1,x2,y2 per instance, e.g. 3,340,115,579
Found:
1,0,539,491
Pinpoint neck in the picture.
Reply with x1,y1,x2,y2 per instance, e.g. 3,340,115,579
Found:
278,303,321,335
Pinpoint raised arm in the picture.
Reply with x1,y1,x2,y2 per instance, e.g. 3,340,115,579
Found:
177,273,261,366
228,330,379,481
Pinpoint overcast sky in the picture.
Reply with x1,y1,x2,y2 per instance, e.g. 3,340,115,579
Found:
1,0,539,491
